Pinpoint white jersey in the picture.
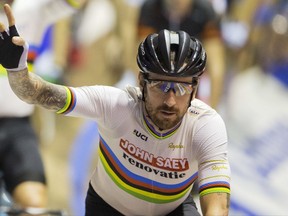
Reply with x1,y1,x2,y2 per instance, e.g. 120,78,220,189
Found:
0,0,78,117
62,85,231,215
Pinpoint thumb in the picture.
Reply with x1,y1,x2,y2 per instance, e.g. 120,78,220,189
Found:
12,36,25,46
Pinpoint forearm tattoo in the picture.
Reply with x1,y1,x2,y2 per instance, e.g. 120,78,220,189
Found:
8,68,67,111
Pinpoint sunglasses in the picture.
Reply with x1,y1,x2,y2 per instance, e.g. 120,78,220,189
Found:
144,78,194,96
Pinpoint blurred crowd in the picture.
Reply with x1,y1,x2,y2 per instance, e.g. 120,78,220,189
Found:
1,0,288,215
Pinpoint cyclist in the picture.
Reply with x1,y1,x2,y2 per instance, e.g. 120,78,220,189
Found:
0,4,231,215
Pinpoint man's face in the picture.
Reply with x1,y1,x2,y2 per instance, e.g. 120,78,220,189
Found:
140,73,194,130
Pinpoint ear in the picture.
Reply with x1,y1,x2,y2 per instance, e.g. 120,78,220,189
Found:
138,72,145,89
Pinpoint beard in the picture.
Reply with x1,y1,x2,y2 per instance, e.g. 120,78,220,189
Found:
145,100,184,130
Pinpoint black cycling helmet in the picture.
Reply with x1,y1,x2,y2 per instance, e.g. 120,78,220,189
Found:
137,29,207,77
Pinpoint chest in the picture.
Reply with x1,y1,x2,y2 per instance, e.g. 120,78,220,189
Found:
99,123,196,174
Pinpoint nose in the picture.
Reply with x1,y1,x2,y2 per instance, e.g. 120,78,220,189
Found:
163,90,177,107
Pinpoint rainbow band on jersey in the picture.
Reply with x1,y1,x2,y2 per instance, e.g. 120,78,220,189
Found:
65,0,83,9
98,137,198,204
56,86,76,114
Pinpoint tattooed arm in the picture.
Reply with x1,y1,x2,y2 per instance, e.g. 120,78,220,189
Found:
8,68,67,112
200,193,230,216
1,4,67,112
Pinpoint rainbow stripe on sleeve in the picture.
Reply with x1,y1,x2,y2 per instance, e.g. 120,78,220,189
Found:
56,86,76,114
199,180,230,197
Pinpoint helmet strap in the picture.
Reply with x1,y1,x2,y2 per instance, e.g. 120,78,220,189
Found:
139,72,147,102
190,77,199,102
142,83,146,102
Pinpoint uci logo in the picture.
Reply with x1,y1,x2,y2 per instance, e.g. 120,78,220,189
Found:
133,129,148,141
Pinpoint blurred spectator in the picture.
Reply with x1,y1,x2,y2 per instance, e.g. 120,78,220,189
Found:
225,1,288,214
221,0,263,72
250,0,288,87
137,0,226,109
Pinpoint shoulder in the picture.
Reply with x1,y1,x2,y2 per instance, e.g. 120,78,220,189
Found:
187,99,226,131
73,85,141,105
124,85,142,102
188,99,216,116
72,85,130,97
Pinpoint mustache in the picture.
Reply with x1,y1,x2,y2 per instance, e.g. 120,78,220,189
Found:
158,104,178,112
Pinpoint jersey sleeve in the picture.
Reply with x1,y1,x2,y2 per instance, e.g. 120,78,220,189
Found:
57,85,136,129
193,113,231,197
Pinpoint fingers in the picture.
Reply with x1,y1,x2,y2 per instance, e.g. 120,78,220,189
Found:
0,3,24,46
0,22,5,33
3,4,15,27
0,3,12,33
1,30,8,39
12,36,25,46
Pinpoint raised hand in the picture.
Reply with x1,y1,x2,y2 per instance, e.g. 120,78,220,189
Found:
0,4,28,71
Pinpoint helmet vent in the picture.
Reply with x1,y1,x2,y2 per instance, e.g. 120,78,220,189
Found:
137,29,206,77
